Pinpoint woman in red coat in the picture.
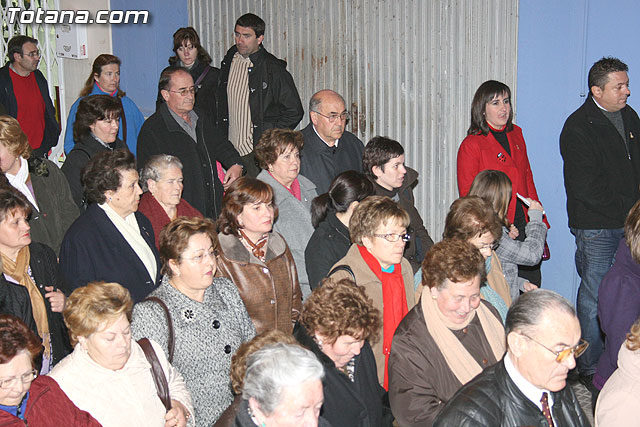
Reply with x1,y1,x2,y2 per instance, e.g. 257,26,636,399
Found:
457,80,548,285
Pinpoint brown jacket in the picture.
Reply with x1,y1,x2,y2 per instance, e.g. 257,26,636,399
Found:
388,300,503,427
329,244,418,385
216,232,302,334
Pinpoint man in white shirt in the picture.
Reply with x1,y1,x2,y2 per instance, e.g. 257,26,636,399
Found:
434,290,589,427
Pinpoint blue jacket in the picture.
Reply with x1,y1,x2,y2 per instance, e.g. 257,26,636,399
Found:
63,83,145,154
59,203,160,302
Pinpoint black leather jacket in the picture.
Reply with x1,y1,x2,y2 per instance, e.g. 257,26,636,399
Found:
434,359,589,427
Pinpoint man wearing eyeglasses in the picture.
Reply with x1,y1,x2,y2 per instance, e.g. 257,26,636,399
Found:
299,89,365,194
137,66,243,219
217,13,304,177
434,290,589,427
0,35,59,158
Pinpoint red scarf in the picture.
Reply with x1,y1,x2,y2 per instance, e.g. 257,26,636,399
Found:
357,245,408,390
268,171,301,200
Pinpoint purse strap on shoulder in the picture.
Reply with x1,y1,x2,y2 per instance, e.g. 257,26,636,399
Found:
137,337,172,411
327,264,356,283
143,296,175,363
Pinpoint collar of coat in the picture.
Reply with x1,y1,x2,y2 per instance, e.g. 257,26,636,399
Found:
217,231,287,263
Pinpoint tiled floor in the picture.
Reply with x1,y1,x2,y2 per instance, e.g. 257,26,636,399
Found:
572,381,594,426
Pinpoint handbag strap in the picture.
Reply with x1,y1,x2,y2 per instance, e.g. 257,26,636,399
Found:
137,338,172,411
327,264,356,283
143,296,175,363
194,65,211,87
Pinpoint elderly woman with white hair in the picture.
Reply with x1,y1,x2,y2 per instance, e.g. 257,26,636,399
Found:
233,343,331,427
138,154,203,249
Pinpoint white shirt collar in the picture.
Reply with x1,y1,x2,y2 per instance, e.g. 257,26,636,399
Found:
592,96,612,112
504,352,554,412
311,124,339,148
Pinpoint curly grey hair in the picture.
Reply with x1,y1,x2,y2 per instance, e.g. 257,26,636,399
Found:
139,154,183,192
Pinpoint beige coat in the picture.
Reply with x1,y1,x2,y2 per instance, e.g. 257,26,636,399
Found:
330,244,418,385
49,340,194,427
595,341,640,427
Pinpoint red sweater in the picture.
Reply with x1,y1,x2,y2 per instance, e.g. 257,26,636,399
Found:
10,68,45,150
0,375,100,426
137,191,203,249
457,124,549,227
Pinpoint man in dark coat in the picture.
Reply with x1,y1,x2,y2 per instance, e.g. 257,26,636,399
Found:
363,136,434,272
300,89,365,194
0,35,59,158
138,66,243,219
434,290,589,427
560,56,640,386
217,13,303,177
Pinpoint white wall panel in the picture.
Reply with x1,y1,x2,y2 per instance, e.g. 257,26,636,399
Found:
190,0,518,238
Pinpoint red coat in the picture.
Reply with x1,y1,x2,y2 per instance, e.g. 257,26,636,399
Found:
137,192,203,249
0,375,100,426
457,124,549,226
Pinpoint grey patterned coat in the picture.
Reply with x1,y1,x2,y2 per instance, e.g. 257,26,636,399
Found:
495,209,547,301
131,275,256,426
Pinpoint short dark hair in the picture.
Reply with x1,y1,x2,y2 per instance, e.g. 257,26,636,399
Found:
443,196,503,242
421,239,486,290
362,136,405,180
0,315,42,365
254,129,304,170
0,187,32,223
158,65,190,93
218,177,278,236
467,80,513,136
81,149,136,204
588,57,628,91
169,27,212,66
311,170,374,227
235,13,265,38
159,216,218,277
7,35,38,63
73,95,123,142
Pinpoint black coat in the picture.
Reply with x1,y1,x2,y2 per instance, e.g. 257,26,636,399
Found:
305,211,352,290
61,133,127,209
300,124,365,195
560,95,640,229
293,323,390,427
0,275,36,335
59,203,160,302
433,359,589,427
137,103,242,218
27,242,72,366
0,64,59,158
217,45,304,146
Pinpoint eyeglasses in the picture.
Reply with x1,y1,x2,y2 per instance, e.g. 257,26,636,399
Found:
475,241,499,251
373,233,410,243
521,334,589,363
166,86,197,96
312,111,350,122
182,248,215,263
22,50,40,58
0,369,38,389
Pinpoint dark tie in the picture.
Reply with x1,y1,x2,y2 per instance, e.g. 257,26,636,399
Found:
541,392,555,427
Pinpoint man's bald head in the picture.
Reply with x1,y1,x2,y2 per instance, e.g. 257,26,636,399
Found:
309,90,348,145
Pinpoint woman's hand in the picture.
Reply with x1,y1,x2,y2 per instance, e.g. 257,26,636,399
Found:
45,286,65,312
223,164,244,189
165,400,189,427
523,281,538,292
508,224,519,239
526,198,543,212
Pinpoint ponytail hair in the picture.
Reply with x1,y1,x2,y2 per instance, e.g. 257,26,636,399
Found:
311,171,374,227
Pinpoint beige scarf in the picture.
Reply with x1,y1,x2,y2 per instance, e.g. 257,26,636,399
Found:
421,287,505,385
487,251,512,306
1,246,50,359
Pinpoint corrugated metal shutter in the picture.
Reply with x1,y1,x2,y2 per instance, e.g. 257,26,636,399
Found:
190,0,519,238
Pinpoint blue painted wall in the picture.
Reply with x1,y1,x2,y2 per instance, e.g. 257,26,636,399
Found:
110,0,188,117
517,0,640,302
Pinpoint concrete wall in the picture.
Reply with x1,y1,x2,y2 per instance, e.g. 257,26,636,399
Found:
517,0,640,301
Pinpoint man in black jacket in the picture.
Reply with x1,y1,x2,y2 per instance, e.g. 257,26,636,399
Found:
137,66,243,219
217,13,304,177
560,57,640,384
434,290,589,427
0,35,59,158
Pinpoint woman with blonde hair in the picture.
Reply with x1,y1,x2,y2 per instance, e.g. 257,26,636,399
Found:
469,170,547,300
50,281,194,427
64,53,144,153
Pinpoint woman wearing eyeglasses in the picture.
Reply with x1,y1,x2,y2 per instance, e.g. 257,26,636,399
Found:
329,196,417,389
0,314,100,426
388,239,506,426
131,216,255,426
443,196,512,322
